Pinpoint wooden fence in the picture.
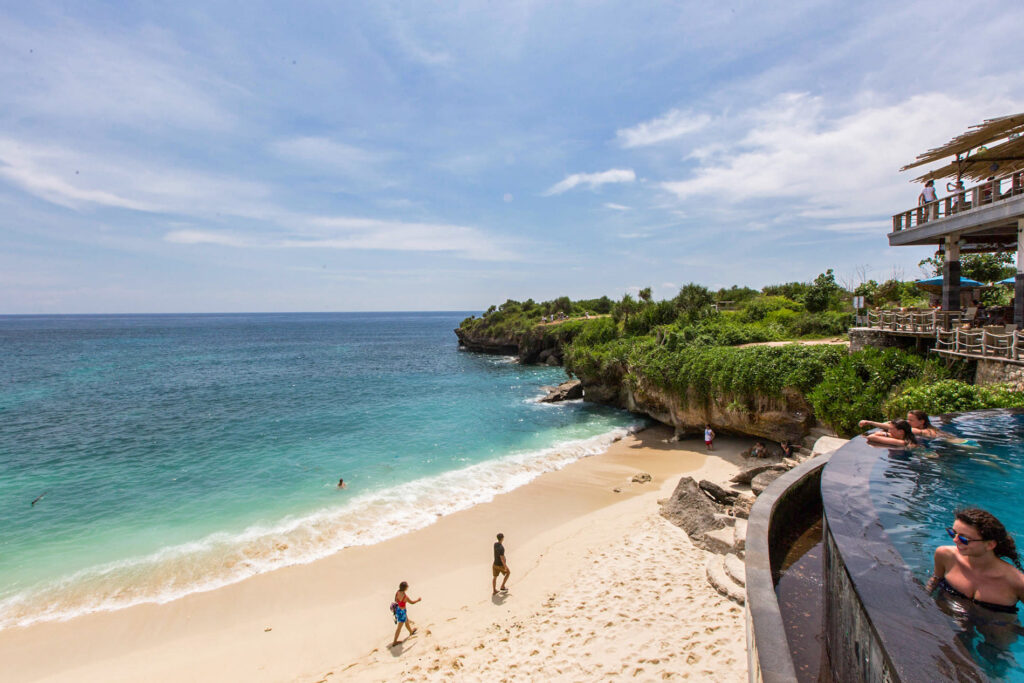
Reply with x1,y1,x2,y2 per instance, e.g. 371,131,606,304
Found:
863,310,1022,361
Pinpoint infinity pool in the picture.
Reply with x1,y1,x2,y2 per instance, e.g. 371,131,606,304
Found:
870,409,1024,680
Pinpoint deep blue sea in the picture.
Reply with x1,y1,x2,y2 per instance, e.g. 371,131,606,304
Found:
871,411,1024,681
0,313,638,629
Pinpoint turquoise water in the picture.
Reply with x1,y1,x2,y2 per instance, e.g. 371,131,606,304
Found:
0,313,639,628
870,411,1024,680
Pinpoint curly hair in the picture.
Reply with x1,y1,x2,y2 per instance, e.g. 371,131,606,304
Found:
956,507,1023,571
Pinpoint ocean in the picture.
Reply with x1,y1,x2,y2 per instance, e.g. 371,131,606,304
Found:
0,312,639,629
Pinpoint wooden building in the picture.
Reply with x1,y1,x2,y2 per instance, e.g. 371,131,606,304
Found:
889,113,1024,328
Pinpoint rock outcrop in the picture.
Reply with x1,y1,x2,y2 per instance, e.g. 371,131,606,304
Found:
659,477,726,552
539,380,583,403
584,372,813,444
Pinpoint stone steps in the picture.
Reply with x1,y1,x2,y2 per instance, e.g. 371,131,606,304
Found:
701,517,747,557
724,553,746,587
702,526,735,555
733,518,747,554
706,554,745,604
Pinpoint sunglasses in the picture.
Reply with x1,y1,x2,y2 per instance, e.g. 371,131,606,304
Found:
946,527,985,545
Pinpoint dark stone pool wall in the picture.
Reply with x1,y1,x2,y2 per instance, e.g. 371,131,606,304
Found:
821,437,987,682
746,454,831,682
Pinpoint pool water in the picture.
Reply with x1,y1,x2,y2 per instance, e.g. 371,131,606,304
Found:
870,410,1024,681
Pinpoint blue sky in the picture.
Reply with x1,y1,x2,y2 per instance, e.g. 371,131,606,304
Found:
1,1,1022,313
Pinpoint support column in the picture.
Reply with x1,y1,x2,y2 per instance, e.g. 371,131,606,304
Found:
943,235,961,312
1016,220,1024,329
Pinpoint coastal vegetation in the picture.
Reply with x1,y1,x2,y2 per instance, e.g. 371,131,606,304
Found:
458,271,1023,439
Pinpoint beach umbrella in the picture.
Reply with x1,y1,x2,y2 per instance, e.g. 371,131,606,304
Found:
998,276,1017,286
913,275,985,294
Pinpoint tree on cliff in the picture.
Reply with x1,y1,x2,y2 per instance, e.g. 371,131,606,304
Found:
612,294,640,324
673,284,714,323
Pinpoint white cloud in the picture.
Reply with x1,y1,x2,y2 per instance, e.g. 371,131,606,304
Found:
0,137,272,216
0,18,234,131
604,203,630,211
616,109,711,148
503,193,514,202
165,216,518,261
270,137,392,172
164,230,250,247
544,168,635,196
659,91,1021,223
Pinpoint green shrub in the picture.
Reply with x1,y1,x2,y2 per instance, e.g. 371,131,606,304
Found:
807,347,947,437
741,296,804,323
885,380,1024,418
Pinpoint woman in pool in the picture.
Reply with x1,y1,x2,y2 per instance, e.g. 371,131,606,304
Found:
927,508,1024,614
864,419,920,448
859,410,943,440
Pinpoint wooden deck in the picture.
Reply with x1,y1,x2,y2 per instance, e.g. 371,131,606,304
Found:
861,311,1023,363
889,170,1024,249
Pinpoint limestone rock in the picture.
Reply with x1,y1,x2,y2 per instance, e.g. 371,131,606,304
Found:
730,463,788,486
659,477,726,550
731,494,755,520
539,379,583,403
699,479,738,505
751,469,785,495
631,472,652,484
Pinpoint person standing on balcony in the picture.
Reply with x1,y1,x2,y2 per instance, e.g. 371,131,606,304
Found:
919,179,938,221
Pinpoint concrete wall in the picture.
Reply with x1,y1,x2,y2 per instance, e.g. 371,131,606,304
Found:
745,455,830,683
975,358,1024,390
821,438,986,682
848,328,923,353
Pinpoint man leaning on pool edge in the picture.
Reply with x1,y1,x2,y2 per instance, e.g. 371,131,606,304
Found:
492,532,510,594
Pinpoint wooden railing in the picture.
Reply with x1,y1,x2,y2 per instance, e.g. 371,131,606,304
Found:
863,309,1022,360
935,327,1022,360
866,309,963,332
891,170,1024,232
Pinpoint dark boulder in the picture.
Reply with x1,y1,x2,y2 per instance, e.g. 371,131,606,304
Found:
699,480,739,505
539,379,583,403
730,463,788,486
659,477,726,549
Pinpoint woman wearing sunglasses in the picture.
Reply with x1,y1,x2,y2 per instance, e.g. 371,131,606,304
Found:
926,507,1024,614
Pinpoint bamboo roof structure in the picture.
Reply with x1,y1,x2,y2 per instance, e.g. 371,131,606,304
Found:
901,112,1024,183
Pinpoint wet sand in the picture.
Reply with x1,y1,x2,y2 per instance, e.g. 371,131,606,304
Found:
0,425,753,682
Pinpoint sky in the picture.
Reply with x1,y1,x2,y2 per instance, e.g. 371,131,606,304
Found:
1,1,1023,313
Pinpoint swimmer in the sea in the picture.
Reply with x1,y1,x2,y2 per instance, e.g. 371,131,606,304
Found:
337,478,347,489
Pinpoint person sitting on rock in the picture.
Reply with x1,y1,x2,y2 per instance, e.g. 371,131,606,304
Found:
751,442,767,458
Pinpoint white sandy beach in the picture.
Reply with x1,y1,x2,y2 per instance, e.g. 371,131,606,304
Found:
0,426,753,682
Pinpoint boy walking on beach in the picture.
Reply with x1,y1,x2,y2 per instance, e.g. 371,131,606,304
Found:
492,533,510,594
704,424,715,452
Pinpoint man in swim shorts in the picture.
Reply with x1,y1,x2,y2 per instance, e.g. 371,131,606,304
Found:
492,532,510,594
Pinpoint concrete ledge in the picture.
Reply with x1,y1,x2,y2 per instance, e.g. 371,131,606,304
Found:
821,437,985,682
745,453,830,683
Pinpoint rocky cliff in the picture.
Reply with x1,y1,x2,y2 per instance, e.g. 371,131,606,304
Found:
454,326,563,365
456,328,821,443
580,372,813,444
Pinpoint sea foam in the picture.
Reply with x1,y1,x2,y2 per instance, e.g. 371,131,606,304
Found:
0,423,641,630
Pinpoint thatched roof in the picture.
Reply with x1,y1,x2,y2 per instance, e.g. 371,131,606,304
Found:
901,112,1024,183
